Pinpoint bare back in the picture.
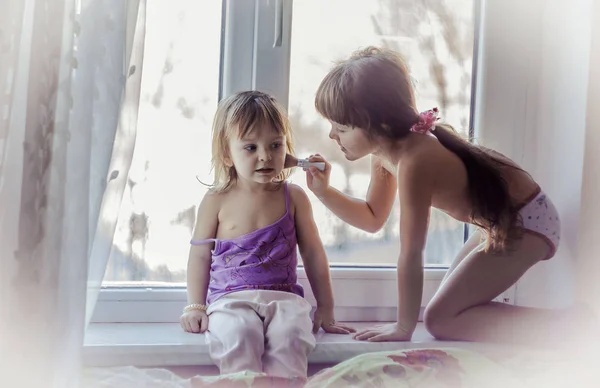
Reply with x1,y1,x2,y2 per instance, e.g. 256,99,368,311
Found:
386,134,539,224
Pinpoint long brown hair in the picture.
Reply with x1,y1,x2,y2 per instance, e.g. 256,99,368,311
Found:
209,90,295,193
315,46,520,252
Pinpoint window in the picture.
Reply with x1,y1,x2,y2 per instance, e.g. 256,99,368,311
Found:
286,0,475,267
95,0,477,322
103,0,222,286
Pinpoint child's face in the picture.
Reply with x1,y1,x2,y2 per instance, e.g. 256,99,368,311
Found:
228,125,286,185
328,121,375,161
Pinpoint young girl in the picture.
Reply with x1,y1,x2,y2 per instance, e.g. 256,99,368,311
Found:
304,46,573,345
180,91,354,379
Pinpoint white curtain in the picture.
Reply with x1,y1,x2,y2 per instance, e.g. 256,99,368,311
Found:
0,0,146,387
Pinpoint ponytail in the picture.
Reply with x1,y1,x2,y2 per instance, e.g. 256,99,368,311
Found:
312,46,522,251
432,124,521,252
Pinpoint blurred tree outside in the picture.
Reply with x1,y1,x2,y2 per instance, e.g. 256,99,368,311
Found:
104,0,475,284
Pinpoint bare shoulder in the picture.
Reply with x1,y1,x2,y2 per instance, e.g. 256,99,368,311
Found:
201,188,224,203
287,182,310,208
197,189,224,216
287,183,315,221
191,189,223,241
397,137,468,207
398,141,440,181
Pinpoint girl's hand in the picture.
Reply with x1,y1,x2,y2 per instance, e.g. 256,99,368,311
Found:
312,306,356,334
353,322,413,342
180,310,209,334
305,154,331,198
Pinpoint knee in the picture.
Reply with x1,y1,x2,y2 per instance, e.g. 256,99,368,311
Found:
210,317,263,349
423,303,454,340
207,317,264,374
269,324,314,352
231,321,264,347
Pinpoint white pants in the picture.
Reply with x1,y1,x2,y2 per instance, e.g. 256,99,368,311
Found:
206,290,316,379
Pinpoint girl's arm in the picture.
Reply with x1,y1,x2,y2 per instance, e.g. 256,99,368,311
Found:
395,158,435,335
186,192,220,306
353,158,434,342
289,184,355,334
308,155,397,233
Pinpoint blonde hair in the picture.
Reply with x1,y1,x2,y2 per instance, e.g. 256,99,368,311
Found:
209,91,295,193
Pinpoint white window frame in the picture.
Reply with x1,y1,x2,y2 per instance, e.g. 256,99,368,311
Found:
91,268,447,323
91,0,496,324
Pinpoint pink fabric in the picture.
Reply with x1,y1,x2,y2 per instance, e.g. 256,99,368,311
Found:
206,290,316,379
519,189,561,260
410,107,440,134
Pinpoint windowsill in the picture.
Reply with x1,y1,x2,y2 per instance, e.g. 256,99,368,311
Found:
83,322,517,368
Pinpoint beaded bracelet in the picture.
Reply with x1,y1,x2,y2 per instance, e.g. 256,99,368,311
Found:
183,303,207,313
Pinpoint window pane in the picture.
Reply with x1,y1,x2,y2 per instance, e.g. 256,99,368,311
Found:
288,0,475,267
103,0,221,286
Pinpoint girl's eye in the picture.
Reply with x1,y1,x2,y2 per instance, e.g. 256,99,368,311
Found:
271,142,282,149
244,145,256,151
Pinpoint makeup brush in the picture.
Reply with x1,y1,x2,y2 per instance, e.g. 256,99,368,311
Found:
284,154,326,171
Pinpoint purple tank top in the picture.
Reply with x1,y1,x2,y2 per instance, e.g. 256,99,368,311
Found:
191,183,303,304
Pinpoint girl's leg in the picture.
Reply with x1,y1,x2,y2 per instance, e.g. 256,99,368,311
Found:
440,229,483,286
424,232,572,345
206,297,265,374
262,293,316,380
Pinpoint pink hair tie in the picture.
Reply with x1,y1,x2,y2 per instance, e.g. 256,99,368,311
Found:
410,108,440,134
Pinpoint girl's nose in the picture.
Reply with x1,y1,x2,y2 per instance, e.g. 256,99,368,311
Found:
259,150,272,162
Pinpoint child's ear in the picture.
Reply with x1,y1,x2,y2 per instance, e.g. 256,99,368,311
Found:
224,156,233,168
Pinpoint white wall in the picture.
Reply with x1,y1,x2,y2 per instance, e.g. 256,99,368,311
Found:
577,0,600,316
475,0,594,308
516,0,593,308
